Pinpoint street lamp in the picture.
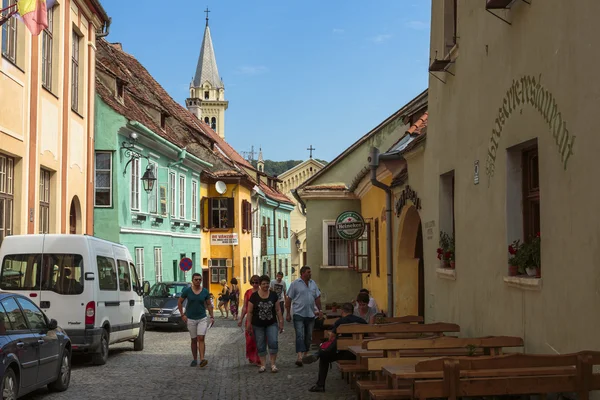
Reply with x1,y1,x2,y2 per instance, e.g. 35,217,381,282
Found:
141,165,156,193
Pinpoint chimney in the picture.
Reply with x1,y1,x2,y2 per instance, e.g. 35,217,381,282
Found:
111,42,123,51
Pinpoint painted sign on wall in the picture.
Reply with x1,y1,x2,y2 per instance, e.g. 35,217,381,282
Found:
211,233,239,245
486,74,575,181
395,185,422,216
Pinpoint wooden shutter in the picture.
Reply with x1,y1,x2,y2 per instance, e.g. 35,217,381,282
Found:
207,198,214,229
241,200,247,231
248,202,253,232
226,197,235,228
200,197,206,228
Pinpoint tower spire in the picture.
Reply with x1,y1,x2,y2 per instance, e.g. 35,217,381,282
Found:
204,7,210,26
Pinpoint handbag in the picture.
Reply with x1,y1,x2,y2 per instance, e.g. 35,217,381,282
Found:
319,337,337,354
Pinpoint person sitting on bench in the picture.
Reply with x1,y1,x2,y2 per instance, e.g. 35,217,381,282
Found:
303,302,367,393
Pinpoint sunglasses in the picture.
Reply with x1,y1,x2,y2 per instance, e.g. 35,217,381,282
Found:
251,281,259,284
193,278,202,281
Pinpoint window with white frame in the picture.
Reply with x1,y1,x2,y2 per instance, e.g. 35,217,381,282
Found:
179,175,186,219
39,169,51,234
135,247,144,282
41,6,54,91
323,221,349,267
1,0,18,64
210,259,227,283
71,30,82,113
148,162,158,214
154,247,162,282
191,180,198,221
130,157,140,210
0,155,14,247
169,172,176,217
94,152,112,206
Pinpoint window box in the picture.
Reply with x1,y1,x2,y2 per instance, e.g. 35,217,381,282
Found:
172,221,181,227
436,267,456,281
152,217,163,225
183,222,190,228
132,214,147,222
503,275,542,291
194,224,201,230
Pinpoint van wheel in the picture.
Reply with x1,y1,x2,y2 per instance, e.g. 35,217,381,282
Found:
48,348,71,392
1,368,17,400
133,321,144,351
92,329,109,365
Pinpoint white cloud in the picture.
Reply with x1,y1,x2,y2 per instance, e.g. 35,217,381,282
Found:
405,20,429,30
235,65,269,75
372,34,392,43
332,28,345,34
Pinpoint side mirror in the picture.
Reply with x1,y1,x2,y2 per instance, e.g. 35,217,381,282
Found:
142,281,150,296
48,319,58,330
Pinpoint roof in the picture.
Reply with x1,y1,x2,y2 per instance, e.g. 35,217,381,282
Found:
405,112,428,136
278,158,325,180
259,182,294,205
192,24,223,89
299,89,428,190
303,184,348,191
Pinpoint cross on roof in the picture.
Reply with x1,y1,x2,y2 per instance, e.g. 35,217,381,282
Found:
307,145,316,159
204,7,210,25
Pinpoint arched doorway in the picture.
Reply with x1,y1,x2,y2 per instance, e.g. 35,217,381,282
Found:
395,205,425,317
69,196,82,234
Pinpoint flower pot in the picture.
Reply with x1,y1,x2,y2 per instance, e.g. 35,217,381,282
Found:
535,268,541,278
508,265,518,276
449,261,455,269
525,267,537,277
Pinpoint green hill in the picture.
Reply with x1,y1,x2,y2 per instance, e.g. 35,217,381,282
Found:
249,159,328,177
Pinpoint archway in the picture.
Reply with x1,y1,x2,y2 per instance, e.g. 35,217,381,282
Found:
395,204,424,317
69,196,82,234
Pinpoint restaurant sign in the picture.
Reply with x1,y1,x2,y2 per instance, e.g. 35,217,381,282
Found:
335,211,366,241
211,233,239,245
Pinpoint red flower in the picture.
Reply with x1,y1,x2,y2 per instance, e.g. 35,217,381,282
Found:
536,232,540,237
437,248,443,254
437,253,442,260
444,251,452,259
508,245,516,255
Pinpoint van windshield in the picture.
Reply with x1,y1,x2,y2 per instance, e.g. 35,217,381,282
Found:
0,254,84,295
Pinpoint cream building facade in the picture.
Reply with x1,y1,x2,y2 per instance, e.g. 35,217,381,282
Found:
279,158,324,277
0,0,109,245
186,16,228,139
424,0,599,355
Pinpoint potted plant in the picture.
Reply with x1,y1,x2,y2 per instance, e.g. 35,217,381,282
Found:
438,231,455,268
508,233,541,277
508,239,520,276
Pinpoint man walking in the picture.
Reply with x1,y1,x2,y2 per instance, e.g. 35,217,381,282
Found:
178,272,214,367
270,271,287,317
286,266,322,366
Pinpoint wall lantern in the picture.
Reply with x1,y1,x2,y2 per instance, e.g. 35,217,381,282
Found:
121,131,155,193
295,239,301,249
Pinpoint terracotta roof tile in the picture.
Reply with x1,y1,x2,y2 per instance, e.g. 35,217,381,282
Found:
259,182,294,205
405,112,428,136
213,170,244,177
304,184,348,191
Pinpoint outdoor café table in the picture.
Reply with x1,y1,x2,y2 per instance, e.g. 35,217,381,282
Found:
381,364,419,389
348,345,384,367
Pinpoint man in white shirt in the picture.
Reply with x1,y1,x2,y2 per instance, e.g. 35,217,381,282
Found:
270,271,287,317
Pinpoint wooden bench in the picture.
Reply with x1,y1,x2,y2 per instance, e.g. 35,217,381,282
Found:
375,316,423,324
370,350,600,400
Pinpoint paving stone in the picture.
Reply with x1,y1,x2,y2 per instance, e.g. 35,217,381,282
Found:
22,318,357,400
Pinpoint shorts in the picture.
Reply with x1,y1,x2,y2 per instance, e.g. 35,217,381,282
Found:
187,317,209,338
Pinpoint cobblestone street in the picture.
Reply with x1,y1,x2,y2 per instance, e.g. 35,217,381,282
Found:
23,318,357,400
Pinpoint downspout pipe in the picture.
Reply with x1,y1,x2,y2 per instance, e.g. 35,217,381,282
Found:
273,200,281,274
369,147,394,317
291,189,306,216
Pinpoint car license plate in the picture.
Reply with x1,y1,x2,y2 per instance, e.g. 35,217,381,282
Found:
152,317,168,322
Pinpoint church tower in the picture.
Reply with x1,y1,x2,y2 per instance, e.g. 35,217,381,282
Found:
186,9,229,139
257,148,264,172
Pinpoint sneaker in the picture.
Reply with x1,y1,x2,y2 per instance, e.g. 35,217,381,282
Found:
308,385,325,392
190,360,198,367
302,354,319,365
199,359,208,368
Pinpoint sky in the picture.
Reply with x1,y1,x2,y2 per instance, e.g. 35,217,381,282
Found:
99,1,431,162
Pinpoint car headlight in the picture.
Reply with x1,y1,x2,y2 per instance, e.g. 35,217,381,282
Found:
172,308,181,316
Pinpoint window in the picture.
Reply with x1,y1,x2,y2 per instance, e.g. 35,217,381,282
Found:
267,217,271,236
284,220,288,239
41,6,54,91
278,219,281,239
117,260,131,292
130,157,140,211
1,0,17,64
191,180,198,221
97,256,117,291
443,0,458,54
247,257,252,281
94,152,112,206
159,185,168,216
209,197,234,229
0,155,14,246
39,169,50,234
116,79,124,100
210,259,227,283
267,260,272,278
204,91,209,99
135,248,144,282
191,253,196,272
350,223,370,273
16,298,47,330
278,259,282,274
1,298,28,331
243,257,247,283
285,258,288,276
325,223,348,266
439,170,455,250
160,113,166,130
154,247,163,282
148,163,158,214
71,30,82,113
242,200,252,231
523,146,540,240
179,175,186,219
323,221,371,270
169,172,176,217
204,117,209,124
375,219,381,277
211,117,216,131
129,262,140,292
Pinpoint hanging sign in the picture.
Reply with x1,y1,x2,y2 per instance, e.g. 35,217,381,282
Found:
211,233,239,245
335,211,366,240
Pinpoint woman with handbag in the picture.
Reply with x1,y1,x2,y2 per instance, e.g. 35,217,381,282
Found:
218,279,231,318
238,275,261,365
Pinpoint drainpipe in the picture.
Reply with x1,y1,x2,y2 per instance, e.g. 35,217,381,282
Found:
291,189,306,216
369,147,394,317
272,200,281,274
232,179,240,279
168,148,187,168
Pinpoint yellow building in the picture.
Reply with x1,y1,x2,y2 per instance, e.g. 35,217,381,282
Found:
0,0,109,245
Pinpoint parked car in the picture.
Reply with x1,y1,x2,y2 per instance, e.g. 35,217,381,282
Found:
144,282,191,330
0,292,71,398
0,234,146,366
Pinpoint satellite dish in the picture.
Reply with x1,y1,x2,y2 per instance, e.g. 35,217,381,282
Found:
215,181,227,194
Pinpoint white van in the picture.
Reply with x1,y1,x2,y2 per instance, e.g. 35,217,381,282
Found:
0,234,146,365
